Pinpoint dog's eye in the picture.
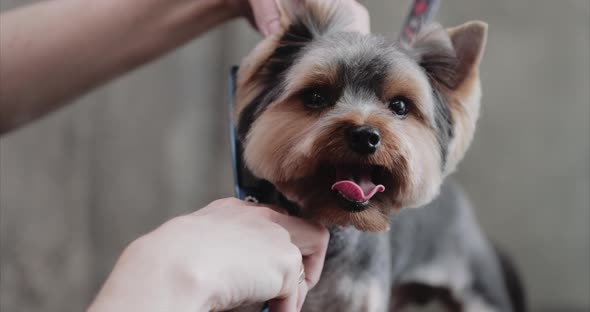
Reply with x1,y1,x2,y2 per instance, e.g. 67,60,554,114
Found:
301,89,330,109
388,97,410,117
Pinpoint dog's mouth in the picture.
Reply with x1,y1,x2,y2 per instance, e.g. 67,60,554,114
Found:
329,164,390,212
275,162,398,230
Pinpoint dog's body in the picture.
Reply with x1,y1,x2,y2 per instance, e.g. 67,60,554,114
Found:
305,180,514,312
231,1,524,311
235,181,520,312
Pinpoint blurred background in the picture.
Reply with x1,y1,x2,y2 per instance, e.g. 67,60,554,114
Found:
1,0,588,311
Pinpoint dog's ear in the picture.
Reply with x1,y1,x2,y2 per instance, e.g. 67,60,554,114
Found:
413,21,488,174
446,21,488,88
235,0,369,120
278,0,370,35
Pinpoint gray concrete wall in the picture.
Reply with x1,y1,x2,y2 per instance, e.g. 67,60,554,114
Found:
1,0,588,311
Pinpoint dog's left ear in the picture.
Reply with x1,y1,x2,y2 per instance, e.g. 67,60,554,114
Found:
413,21,488,174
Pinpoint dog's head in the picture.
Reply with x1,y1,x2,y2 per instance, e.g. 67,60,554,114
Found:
234,0,487,231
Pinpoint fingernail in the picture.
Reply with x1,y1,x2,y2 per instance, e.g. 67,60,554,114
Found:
267,19,281,36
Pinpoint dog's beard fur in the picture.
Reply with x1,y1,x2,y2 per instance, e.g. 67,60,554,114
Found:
235,0,487,231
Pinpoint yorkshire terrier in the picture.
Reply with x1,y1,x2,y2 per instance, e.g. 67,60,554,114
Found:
232,0,524,311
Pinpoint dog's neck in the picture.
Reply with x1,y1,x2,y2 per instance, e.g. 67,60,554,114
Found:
326,226,363,258
261,180,359,259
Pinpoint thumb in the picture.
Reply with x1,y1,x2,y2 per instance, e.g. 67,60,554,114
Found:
268,288,298,312
249,0,281,36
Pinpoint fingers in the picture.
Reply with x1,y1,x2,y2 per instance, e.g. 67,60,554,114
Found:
270,213,329,289
268,210,327,251
258,207,327,310
194,197,265,217
268,291,297,312
243,0,368,36
268,243,302,312
195,197,327,309
296,282,308,311
350,0,370,34
268,280,308,312
249,0,281,36
249,205,328,289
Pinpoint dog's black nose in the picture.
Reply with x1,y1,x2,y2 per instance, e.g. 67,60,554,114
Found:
347,125,380,154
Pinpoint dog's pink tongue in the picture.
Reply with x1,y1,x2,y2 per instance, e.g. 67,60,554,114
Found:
331,179,385,202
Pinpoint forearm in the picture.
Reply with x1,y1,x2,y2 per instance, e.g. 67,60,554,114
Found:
87,239,212,312
0,0,235,134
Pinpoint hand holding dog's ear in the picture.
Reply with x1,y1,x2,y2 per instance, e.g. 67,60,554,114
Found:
227,0,369,36
248,0,281,36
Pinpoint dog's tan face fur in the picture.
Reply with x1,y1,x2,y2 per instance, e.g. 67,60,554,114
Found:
235,0,487,231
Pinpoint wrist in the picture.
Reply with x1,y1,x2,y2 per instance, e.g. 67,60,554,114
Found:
88,237,215,312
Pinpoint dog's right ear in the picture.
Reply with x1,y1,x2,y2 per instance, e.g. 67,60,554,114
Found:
235,0,368,120
238,0,369,80
278,0,370,35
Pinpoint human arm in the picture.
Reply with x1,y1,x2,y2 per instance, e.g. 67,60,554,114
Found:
0,0,281,134
87,198,329,312
0,0,369,134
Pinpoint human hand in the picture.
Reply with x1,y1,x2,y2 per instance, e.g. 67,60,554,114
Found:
88,198,329,312
225,0,370,36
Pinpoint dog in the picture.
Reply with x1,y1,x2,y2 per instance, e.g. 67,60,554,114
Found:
231,0,524,311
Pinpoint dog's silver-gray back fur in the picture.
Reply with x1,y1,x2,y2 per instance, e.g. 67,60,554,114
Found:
233,181,515,312
303,181,513,312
